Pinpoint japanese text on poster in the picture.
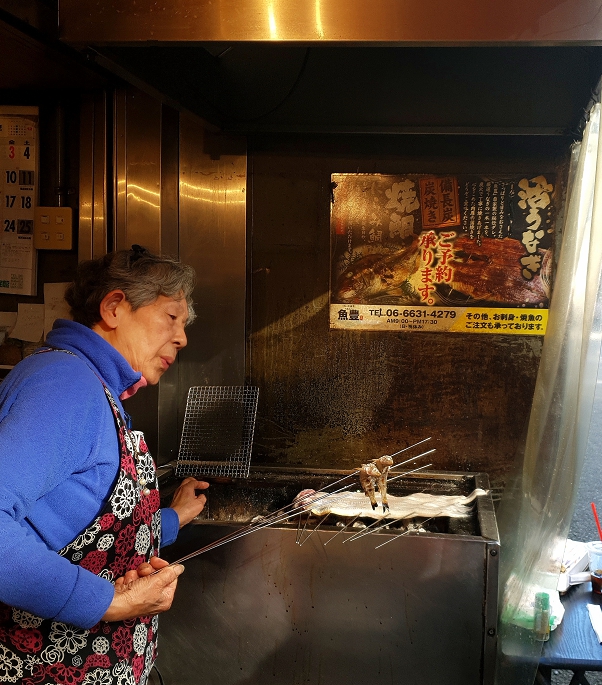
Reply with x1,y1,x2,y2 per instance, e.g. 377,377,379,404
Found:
330,173,555,335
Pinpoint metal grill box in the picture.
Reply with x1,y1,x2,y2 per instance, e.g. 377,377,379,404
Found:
157,468,499,685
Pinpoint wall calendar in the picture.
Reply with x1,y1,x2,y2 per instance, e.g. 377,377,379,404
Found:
0,106,38,296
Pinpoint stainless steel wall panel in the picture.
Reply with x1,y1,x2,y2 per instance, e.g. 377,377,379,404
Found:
177,115,246,419
158,105,182,463
92,94,108,258
79,88,246,462
160,105,180,257
113,88,162,253
113,90,170,459
60,0,602,45
78,95,94,261
79,91,108,261
113,88,127,247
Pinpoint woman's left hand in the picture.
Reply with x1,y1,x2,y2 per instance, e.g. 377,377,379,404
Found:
116,556,170,586
169,477,209,528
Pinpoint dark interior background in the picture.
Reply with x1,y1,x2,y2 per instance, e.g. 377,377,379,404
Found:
1,6,602,487
247,133,568,489
101,45,602,134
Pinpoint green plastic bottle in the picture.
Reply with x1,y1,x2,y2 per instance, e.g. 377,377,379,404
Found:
534,592,550,642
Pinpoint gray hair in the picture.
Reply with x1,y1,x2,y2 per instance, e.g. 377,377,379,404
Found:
65,245,196,328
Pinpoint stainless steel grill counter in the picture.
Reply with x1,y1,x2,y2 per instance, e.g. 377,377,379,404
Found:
157,467,499,685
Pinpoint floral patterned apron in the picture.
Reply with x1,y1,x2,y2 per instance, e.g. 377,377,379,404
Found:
0,351,161,685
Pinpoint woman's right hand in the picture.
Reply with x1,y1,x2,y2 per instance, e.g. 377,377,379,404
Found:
102,558,184,622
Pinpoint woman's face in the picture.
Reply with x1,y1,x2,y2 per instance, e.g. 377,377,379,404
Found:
111,294,189,384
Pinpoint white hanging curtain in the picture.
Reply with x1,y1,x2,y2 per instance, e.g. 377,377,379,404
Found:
495,97,602,684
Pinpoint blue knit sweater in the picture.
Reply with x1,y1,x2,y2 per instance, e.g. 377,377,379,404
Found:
0,319,180,629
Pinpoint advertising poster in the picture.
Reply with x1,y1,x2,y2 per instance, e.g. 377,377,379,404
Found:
330,173,556,335
0,106,38,296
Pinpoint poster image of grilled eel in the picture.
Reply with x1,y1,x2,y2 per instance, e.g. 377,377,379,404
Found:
333,233,550,306
441,234,550,305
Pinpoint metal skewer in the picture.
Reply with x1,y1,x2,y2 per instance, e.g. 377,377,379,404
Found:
349,512,415,541
165,479,363,567
323,514,360,546
343,515,389,542
296,512,311,544
160,440,434,569
374,516,437,549
298,514,329,546
381,436,431,459
387,452,435,483
166,457,434,567
295,511,303,543
166,445,433,563
341,461,432,543
166,479,358,568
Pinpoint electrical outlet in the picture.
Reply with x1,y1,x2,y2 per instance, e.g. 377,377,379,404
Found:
34,207,73,250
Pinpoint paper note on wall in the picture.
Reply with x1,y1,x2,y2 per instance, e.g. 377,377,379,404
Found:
0,311,17,345
0,312,17,332
10,303,44,342
44,282,71,337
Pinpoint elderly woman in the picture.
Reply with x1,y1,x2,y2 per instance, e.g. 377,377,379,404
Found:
0,246,208,685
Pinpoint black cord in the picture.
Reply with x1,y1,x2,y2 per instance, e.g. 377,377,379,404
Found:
152,664,166,685
229,48,311,125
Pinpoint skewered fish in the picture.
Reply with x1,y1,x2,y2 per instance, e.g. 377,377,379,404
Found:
295,488,487,520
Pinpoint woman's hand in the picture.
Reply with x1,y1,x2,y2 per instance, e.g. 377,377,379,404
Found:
169,477,209,528
102,557,183,622
114,556,170,586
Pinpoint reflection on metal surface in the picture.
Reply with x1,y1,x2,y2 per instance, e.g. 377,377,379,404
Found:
315,0,324,39
268,3,278,40
180,181,246,205
79,91,108,260
78,97,93,260
112,89,162,452
113,89,127,245
113,88,162,253
177,115,246,433
109,89,246,460
61,0,602,45
113,90,183,460
126,184,160,209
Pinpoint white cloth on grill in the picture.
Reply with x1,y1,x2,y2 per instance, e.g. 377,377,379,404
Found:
301,488,487,519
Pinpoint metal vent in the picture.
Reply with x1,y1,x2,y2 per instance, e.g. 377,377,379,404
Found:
175,386,259,479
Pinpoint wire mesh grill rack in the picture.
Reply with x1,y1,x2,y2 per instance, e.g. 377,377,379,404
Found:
175,386,259,479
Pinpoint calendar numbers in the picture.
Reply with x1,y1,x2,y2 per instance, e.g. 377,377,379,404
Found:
0,109,38,294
